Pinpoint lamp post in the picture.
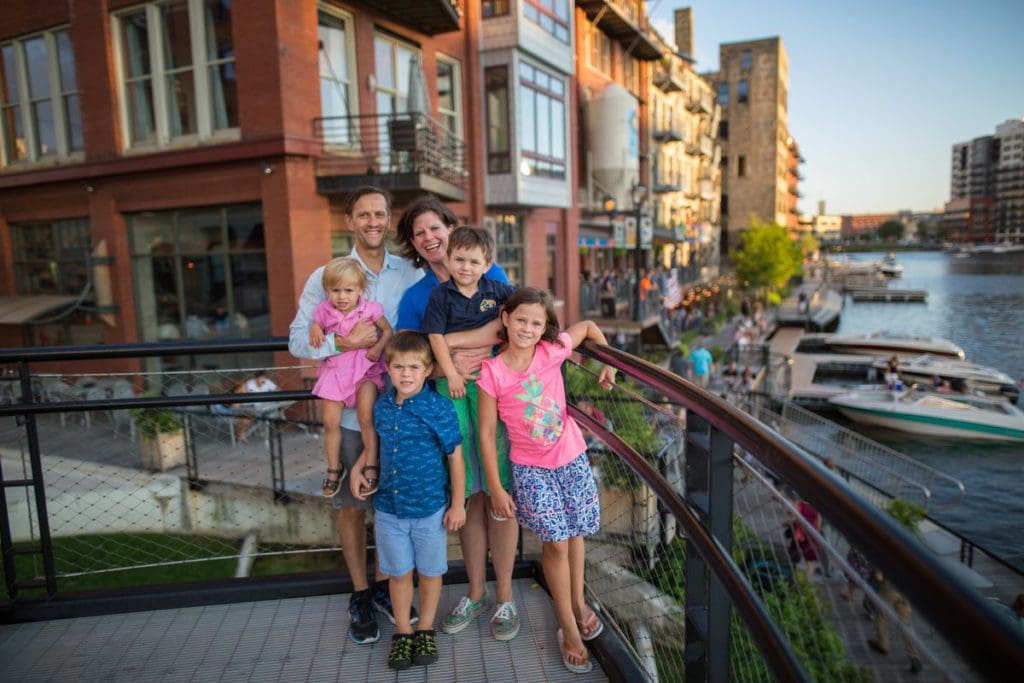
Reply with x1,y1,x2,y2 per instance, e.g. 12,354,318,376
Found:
632,183,647,322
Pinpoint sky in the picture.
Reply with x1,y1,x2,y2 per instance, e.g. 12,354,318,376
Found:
645,0,1024,215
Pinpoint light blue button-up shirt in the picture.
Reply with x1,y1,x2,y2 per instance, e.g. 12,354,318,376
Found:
288,247,422,429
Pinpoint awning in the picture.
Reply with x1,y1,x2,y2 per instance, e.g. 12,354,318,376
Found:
0,295,80,325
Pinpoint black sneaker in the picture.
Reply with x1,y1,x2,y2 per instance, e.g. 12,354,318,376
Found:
412,629,438,666
387,633,414,670
373,580,419,625
348,589,379,644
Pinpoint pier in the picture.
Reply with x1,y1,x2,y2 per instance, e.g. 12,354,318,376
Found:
849,288,927,302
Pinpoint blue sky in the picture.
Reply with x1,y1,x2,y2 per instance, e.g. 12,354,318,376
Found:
646,0,1024,215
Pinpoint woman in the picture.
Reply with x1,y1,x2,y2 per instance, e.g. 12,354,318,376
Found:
393,195,520,641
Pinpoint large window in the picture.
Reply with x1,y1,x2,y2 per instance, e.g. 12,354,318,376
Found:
494,214,524,286
519,62,565,178
716,81,729,106
114,0,238,149
1,28,82,166
318,6,356,145
737,78,749,104
436,55,461,136
740,49,752,71
485,66,510,174
130,204,267,361
524,0,570,44
373,33,417,118
589,25,612,75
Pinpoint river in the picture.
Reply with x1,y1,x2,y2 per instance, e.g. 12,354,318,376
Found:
832,249,1024,570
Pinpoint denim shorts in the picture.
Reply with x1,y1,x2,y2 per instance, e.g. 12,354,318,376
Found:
511,453,600,542
374,505,449,577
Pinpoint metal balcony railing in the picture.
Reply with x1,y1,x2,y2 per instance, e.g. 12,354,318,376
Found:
312,112,467,200
2,338,1023,681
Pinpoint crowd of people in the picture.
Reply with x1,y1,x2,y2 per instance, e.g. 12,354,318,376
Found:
286,187,613,673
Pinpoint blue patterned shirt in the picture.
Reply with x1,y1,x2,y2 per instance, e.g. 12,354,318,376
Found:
373,385,462,519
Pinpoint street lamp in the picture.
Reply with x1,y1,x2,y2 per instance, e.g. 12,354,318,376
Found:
632,183,647,321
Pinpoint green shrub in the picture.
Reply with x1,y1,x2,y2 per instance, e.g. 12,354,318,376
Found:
131,393,183,438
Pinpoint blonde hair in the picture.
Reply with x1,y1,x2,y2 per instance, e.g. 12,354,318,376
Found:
321,257,368,292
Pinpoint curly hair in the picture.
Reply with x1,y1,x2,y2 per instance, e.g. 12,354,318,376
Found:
499,287,563,347
321,257,367,292
395,194,458,267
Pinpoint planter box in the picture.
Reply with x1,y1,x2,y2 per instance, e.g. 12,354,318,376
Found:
600,483,659,546
140,430,186,472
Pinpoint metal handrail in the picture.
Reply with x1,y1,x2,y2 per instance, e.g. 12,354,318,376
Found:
577,339,1024,680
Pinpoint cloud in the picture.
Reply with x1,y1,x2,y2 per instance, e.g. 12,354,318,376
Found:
650,16,677,51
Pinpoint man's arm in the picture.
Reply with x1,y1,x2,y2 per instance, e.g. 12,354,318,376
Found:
288,268,337,360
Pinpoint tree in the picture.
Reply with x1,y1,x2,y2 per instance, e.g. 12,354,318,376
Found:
797,232,819,259
731,220,803,298
877,220,905,241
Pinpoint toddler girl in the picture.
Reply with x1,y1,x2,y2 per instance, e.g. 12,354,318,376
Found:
309,257,392,497
476,287,615,674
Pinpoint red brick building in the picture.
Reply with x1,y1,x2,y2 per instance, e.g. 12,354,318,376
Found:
0,1,585,369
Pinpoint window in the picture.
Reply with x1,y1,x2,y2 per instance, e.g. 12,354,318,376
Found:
524,0,570,44
1,28,82,165
737,79,749,104
482,0,510,17
318,6,356,145
546,221,560,295
436,55,461,136
373,33,417,118
114,0,238,148
720,155,728,169
494,214,524,286
624,57,640,93
12,219,91,295
519,61,566,178
485,66,510,174
589,24,612,74
717,81,729,106
129,203,269,370
719,120,728,141
738,155,746,177
740,49,752,71
721,194,728,216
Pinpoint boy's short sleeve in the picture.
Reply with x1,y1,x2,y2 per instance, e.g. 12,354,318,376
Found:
494,281,517,305
430,395,463,456
420,287,449,335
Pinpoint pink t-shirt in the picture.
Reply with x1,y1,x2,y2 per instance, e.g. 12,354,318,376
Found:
478,332,587,470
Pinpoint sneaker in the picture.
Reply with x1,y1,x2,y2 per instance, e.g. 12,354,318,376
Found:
490,601,520,641
347,589,379,644
387,633,414,670
442,593,491,634
412,629,438,666
373,580,419,625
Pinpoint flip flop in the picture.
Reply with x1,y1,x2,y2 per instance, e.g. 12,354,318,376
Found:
322,467,345,498
557,628,593,674
362,465,379,496
577,610,604,641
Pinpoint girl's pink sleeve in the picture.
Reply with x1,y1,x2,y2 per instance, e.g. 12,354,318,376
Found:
366,300,385,322
314,300,331,329
476,359,499,398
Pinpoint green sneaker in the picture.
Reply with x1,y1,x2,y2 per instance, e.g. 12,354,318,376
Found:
442,593,490,634
490,601,520,641
412,629,438,666
387,633,414,670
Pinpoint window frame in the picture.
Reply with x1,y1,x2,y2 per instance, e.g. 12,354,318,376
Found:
317,4,358,148
0,26,83,167
494,213,524,286
518,60,566,179
737,78,749,104
112,0,239,151
716,81,729,107
482,0,510,18
523,0,570,45
436,53,462,138
485,65,510,174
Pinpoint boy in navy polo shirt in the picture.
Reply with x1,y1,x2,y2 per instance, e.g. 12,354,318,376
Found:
350,331,465,670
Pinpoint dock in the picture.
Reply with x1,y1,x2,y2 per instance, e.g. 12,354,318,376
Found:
849,288,927,302
769,328,879,407
777,283,843,330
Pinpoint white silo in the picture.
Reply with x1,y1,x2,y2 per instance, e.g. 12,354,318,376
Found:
587,82,640,208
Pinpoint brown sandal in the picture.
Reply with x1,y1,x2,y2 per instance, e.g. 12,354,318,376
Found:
322,467,346,498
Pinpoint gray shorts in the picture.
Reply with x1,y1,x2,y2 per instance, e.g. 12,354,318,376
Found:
331,427,371,510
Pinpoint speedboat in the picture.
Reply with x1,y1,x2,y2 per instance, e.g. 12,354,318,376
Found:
872,354,1019,402
830,389,1024,442
879,253,903,278
825,331,965,361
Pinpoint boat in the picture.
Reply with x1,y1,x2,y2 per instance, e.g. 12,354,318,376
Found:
872,354,1019,402
879,253,903,278
824,331,965,361
829,389,1024,442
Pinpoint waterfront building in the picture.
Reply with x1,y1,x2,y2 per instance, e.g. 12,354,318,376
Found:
706,35,798,253
946,117,1024,244
840,213,897,241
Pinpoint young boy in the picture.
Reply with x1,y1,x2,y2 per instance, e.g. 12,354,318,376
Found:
349,331,466,670
420,227,520,639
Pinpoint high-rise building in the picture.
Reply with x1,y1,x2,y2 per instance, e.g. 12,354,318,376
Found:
946,118,1023,244
706,35,798,253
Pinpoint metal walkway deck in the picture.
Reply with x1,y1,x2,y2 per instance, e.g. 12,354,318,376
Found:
0,579,608,682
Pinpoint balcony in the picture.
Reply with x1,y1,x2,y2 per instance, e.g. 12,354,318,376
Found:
686,89,713,113
371,0,462,35
699,134,714,157
652,123,683,143
699,178,715,200
576,0,662,60
652,179,681,194
653,61,686,93
313,113,467,202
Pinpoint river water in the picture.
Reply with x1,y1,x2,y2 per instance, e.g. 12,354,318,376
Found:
832,250,1024,569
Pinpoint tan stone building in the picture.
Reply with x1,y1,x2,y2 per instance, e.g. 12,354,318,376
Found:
705,34,797,252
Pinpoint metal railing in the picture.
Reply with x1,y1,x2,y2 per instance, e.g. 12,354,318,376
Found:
2,338,1023,681
312,112,467,190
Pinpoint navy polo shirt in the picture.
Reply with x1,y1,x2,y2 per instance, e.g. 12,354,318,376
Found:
372,385,462,519
420,275,517,335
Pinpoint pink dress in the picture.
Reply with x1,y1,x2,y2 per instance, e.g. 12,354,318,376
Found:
312,298,386,406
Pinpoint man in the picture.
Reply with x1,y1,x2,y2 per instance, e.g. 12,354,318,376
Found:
689,338,714,389
289,186,423,645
